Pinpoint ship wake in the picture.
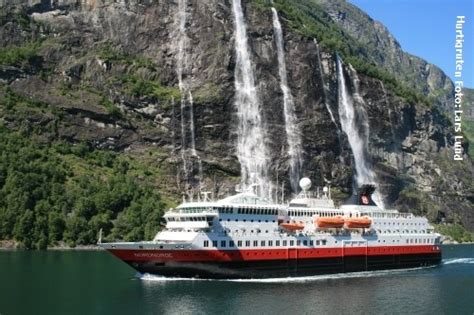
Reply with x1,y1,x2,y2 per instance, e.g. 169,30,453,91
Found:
442,258,474,265
137,265,438,284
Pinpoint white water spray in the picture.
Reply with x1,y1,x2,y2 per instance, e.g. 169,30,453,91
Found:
336,55,384,208
232,0,270,197
272,7,303,194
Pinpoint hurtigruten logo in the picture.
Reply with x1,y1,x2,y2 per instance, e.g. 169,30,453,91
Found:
454,15,465,161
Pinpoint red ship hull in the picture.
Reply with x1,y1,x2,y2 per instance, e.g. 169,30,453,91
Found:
107,245,442,279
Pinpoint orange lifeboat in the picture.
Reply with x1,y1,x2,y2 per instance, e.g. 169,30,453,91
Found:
345,216,372,229
316,216,345,228
279,222,305,231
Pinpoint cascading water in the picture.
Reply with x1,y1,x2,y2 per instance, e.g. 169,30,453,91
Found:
271,7,303,194
175,0,202,194
336,55,385,208
314,39,338,127
232,0,270,198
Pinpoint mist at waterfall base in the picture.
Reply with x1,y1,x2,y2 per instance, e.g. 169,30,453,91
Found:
336,56,385,208
1,245,473,314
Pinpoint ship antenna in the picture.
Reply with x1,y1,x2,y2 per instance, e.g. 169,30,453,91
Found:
276,173,279,204
281,182,284,204
323,177,332,199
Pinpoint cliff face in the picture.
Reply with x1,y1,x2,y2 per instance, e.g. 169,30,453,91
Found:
0,0,472,232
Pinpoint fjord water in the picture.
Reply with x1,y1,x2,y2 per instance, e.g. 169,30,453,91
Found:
0,245,473,315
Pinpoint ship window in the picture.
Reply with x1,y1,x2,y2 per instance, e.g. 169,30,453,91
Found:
290,240,294,246
283,240,287,246
303,240,308,246
316,240,320,246
276,240,280,246
245,241,250,247
229,241,235,247
227,219,230,222
268,241,273,246
221,240,226,247
253,241,258,247
251,220,254,223
297,240,301,246
212,241,217,247
310,240,314,246
322,240,327,246
261,241,266,246
238,241,242,247
204,241,209,247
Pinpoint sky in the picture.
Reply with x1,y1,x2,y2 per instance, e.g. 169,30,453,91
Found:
348,0,473,88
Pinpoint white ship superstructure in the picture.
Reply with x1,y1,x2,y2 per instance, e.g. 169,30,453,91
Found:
101,179,442,279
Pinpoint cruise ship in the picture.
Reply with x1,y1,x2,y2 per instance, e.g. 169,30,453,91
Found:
100,178,442,279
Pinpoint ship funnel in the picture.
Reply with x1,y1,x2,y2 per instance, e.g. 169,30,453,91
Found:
344,184,377,206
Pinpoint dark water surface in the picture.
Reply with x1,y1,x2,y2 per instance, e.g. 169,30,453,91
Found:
0,244,473,315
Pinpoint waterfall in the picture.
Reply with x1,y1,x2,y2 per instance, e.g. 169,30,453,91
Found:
232,0,270,198
188,91,197,156
175,0,202,194
314,39,338,127
336,55,385,208
272,7,303,193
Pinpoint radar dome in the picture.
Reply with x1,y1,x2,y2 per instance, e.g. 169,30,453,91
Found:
299,177,312,191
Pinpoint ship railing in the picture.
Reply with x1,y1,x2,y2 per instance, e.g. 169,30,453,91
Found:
166,208,218,215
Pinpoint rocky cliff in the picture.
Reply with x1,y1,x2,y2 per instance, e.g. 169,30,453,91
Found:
0,0,472,247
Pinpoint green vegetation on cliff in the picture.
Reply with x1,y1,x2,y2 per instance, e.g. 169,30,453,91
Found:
0,41,41,66
0,125,172,249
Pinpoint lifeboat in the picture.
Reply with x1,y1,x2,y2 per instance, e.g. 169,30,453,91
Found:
279,222,305,231
345,216,372,229
316,216,345,228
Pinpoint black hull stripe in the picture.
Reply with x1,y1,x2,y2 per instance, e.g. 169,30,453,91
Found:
126,253,442,279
